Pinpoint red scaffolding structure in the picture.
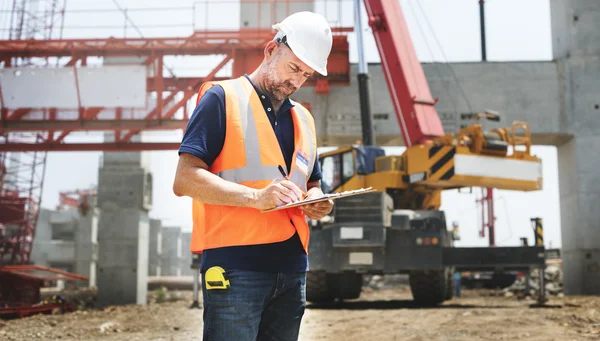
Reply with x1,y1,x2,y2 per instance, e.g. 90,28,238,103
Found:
0,0,67,268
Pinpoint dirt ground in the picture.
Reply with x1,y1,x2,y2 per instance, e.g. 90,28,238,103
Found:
1,286,599,341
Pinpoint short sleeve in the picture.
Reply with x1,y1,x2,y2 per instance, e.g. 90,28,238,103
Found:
178,85,226,167
308,153,322,183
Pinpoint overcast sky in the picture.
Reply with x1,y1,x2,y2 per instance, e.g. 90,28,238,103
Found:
2,0,561,249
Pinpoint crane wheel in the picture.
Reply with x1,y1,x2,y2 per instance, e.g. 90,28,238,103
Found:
409,268,450,306
306,270,334,303
330,271,363,300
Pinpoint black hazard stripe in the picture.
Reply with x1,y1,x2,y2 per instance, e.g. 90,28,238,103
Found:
428,145,444,159
430,147,455,179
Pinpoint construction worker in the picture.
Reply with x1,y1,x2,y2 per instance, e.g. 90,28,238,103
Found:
453,271,462,298
172,11,334,341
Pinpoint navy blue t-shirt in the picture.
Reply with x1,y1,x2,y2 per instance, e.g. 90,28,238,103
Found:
178,75,321,273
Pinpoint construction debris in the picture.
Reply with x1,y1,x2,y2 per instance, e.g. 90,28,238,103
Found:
503,264,564,299
363,274,409,290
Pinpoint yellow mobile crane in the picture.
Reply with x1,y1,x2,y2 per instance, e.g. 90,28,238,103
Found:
305,0,546,305
319,114,541,209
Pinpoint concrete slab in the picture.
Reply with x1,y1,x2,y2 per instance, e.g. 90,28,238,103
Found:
293,62,566,147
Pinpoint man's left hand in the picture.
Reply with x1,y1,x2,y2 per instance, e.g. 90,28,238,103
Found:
299,188,333,220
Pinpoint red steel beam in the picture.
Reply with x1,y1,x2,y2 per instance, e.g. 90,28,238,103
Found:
8,109,31,120
0,29,352,59
155,56,164,119
52,107,104,143
0,142,181,152
1,119,187,132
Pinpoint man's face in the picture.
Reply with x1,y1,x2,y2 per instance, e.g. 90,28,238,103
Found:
263,42,314,101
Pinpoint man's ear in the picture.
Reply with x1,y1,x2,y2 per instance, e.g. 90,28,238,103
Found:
264,41,278,61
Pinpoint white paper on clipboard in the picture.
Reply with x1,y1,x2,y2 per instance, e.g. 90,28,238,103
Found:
260,187,375,213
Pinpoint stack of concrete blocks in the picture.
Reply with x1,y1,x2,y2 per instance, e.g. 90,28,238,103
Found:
180,231,194,276
160,226,182,277
30,202,99,288
148,219,162,277
95,133,152,307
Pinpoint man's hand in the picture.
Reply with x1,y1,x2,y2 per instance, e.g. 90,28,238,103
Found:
250,179,304,211
299,187,333,220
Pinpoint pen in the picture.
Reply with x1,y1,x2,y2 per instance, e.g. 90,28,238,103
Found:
278,165,289,180
278,165,307,200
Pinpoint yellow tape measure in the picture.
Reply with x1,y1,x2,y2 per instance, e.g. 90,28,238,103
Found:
204,266,230,290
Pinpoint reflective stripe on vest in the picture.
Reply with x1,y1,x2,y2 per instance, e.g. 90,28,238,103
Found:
213,77,315,191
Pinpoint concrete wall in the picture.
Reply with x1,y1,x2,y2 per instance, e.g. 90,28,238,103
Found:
160,226,182,277
148,219,162,276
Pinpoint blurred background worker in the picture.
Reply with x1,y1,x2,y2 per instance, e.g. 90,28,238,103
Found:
453,271,462,298
173,11,334,341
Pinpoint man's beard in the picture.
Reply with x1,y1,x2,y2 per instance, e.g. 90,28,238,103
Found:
264,77,297,101
263,55,298,101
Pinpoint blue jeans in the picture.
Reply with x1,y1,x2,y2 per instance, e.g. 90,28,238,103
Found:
202,269,307,341
454,278,461,297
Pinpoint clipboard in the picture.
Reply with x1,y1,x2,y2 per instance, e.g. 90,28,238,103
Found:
261,187,375,213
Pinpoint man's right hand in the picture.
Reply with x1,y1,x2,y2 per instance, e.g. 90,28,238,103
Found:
250,179,304,210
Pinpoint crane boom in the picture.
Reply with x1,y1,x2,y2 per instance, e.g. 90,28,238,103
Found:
363,0,445,146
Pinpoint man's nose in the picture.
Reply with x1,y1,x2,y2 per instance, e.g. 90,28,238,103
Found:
290,76,303,89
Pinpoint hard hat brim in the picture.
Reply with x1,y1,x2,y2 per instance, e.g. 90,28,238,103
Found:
285,36,328,76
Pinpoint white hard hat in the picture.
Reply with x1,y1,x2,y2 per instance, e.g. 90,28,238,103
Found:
272,11,333,76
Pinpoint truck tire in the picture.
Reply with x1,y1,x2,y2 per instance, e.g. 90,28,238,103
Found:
409,269,449,306
445,268,454,300
333,272,363,300
306,270,334,303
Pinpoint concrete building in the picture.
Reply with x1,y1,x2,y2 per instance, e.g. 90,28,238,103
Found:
160,226,182,277
30,199,99,288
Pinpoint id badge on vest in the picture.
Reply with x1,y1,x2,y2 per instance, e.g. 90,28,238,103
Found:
295,148,310,176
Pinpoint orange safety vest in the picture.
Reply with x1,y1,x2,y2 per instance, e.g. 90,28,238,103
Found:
189,76,318,254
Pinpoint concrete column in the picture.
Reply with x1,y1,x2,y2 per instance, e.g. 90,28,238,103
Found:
180,232,193,276
552,0,600,294
74,198,99,288
558,137,600,294
160,227,182,277
96,135,152,306
148,219,162,276
30,208,52,268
